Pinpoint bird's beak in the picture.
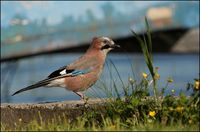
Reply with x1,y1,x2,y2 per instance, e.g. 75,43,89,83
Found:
110,44,120,49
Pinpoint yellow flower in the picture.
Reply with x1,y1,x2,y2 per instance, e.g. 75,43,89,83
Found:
171,89,175,93
189,120,192,124
167,77,173,83
142,73,148,79
175,106,184,113
154,73,160,80
19,118,22,122
128,77,135,84
148,111,156,117
194,80,199,90
168,107,174,111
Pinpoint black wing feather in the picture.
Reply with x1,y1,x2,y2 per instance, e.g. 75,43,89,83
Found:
48,66,74,78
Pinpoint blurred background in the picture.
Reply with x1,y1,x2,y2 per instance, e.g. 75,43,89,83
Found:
1,1,199,103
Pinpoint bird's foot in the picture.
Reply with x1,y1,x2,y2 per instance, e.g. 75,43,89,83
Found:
74,91,89,105
83,96,89,105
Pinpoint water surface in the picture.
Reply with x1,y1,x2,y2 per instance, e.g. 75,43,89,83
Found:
1,53,199,103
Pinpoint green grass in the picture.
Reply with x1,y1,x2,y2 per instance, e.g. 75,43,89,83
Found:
1,18,199,131
1,118,199,131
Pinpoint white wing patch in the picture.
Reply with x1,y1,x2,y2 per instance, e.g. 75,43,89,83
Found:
60,69,66,75
47,78,66,87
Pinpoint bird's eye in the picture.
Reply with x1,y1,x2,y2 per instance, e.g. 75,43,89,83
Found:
103,40,109,44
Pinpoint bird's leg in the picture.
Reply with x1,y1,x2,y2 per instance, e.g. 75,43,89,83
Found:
73,91,89,105
74,91,85,100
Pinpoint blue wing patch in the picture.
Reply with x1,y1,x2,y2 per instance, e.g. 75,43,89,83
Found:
71,69,90,76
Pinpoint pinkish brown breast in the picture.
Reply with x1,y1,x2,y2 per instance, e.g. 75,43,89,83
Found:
64,66,103,92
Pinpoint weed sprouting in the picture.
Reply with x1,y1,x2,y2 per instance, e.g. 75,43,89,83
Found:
81,17,200,130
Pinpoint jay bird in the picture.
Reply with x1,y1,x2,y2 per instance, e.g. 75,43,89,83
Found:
12,37,120,100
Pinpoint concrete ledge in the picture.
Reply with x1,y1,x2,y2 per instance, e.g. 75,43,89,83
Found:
1,99,108,128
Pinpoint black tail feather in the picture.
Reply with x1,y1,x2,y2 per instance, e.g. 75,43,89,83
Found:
12,80,50,96
12,72,72,96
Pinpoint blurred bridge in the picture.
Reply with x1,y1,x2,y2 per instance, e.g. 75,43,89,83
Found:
1,1,199,62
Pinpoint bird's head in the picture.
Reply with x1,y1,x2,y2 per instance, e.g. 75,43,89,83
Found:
90,37,120,54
